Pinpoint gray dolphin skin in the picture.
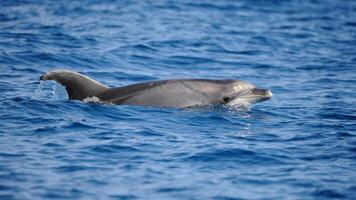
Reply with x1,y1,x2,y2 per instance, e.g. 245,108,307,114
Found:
40,70,272,108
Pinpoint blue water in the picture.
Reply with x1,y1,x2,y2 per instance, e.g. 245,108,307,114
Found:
1,0,356,199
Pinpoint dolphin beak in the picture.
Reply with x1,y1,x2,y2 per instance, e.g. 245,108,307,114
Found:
265,90,273,98
227,88,273,106
250,88,272,96
248,88,273,102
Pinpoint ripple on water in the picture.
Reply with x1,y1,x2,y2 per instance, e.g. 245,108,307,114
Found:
185,148,286,166
89,144,140,154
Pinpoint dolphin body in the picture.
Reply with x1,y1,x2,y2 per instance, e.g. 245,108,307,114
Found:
40,70,272,108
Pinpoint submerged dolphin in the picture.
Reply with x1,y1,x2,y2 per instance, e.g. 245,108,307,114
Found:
39,70,272,108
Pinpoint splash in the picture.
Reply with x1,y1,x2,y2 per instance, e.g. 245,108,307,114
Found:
33,81,68,100
32,81,45,100
52,84,56,100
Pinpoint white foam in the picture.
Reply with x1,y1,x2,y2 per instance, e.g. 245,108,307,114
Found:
226,98,251,109
83,96,102,103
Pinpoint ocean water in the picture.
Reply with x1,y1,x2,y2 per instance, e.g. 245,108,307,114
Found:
1,0,356,199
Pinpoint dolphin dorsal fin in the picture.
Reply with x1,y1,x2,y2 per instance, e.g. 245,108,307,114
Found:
40,70,108,100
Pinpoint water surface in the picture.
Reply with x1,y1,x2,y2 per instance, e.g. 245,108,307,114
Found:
1,0,356,199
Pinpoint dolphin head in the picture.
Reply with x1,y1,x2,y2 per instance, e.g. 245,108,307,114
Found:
222,81,272,107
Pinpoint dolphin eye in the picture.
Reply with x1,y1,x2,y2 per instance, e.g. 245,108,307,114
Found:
223,96,231,103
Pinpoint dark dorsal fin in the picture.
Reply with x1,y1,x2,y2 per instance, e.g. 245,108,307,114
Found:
40,70,108,100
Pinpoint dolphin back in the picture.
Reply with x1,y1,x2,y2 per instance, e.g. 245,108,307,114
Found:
97,79,235,107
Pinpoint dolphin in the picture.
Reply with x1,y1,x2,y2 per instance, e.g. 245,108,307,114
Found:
39,70,272,108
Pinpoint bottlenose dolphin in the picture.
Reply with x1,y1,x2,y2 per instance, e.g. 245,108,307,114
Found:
39,70,272,108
